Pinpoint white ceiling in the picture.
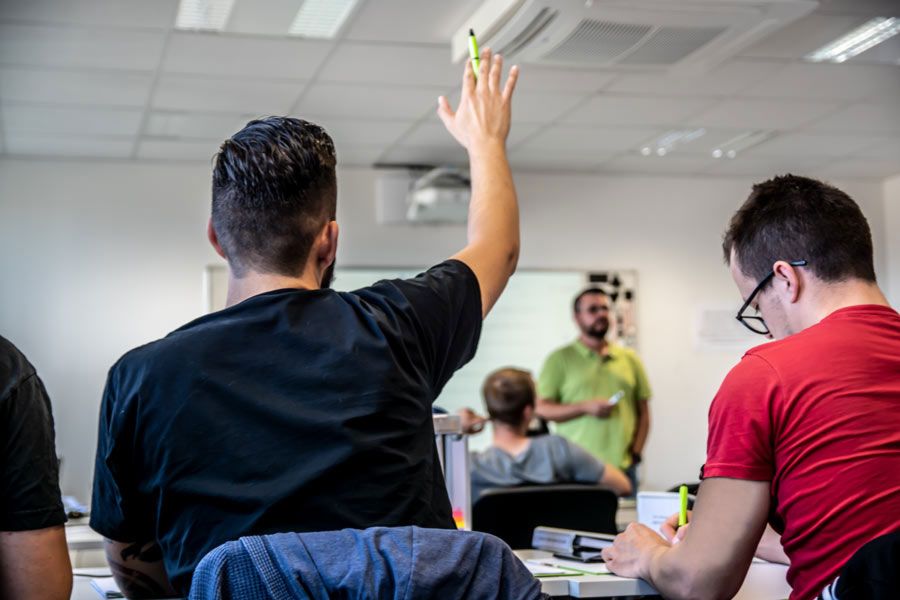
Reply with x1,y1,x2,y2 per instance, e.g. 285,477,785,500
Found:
0,0,898,179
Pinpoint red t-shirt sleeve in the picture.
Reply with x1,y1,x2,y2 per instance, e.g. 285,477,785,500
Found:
704,354,778,481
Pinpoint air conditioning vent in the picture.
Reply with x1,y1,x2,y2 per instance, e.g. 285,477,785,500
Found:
618,25,727,65
452,0,817,74
544,20,653,64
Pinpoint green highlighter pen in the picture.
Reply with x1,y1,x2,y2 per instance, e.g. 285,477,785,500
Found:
468,28,480,80
678,484,689,528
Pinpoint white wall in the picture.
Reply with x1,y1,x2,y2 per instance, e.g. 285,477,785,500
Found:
0,158,889,501
884,175,900,307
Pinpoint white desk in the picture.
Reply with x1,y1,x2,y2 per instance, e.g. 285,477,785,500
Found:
519,550,792,599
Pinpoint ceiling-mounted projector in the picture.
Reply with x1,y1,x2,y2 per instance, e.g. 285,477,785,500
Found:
406,167,471,224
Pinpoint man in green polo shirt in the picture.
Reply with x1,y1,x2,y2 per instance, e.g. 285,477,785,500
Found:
536,287,651,492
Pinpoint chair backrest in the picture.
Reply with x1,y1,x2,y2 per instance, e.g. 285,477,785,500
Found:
471,484,619,549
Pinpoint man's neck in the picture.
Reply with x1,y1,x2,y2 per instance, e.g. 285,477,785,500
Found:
225,269,322,307
492,422,531,455
806,279,891,328
579,334,608,353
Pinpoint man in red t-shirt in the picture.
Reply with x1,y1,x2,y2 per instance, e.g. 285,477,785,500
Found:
601,175,900,600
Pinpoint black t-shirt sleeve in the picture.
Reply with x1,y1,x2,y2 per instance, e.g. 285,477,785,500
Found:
90,365,150,542
0,372,66,531
356,260,483,396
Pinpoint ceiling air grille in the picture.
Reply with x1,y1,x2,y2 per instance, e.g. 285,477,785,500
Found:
543,19,653,64
619,25,727,65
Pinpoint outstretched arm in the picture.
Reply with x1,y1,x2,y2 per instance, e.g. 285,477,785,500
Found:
440,48,521,318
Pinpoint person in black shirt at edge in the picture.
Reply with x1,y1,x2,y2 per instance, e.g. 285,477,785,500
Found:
90,50,521,597
0,335,72,600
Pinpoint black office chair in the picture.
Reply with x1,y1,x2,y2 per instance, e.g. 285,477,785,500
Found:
471,484,619,549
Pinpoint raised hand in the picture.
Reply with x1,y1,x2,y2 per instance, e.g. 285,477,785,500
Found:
437,48,519,152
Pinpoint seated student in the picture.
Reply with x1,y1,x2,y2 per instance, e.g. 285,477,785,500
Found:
601,175,900,600
0,335,72,600
464,368,632,500
90,51,521,598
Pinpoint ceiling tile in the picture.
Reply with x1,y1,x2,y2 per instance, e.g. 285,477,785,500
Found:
344,0,483,44
4,133,133,158
163,32,331,80
805,102,900,134
599,154,715,176
517,126,659,155
509,146,610,172
297,83,438,120
318,43,460,88
702,155,824,177
145,111,250,140
510,91,588,124
0,24,166,71
561,95,713,127
855,138,900,159
298,117,412,147
2,104,144,136
336,145,389,166
745,132,884,159
512,65,616,94
744,63,900,102
400,120,542,149
689,99,841,130
0,67,154,107
740,14,870,59
606,60,779,97
0,0,178,29
153,75,304,113
379,145,467,167
137,139,221,161
225,0,305,36
815,158,900,179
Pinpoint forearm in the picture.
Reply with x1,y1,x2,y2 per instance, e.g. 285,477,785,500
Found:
646,545,745,600
464,142,520,302
631,402,650,454
755,525,789,565
535,399,586,422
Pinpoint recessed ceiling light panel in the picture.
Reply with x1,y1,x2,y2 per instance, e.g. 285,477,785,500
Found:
289,0,359,39
175,0,236,31
806,17,900,63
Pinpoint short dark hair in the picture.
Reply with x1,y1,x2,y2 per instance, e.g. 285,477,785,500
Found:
482,368,534,427
573,287,608,313
723,174,876,283
211,117,337,277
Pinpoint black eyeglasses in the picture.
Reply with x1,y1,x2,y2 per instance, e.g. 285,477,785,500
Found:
736,260,808,335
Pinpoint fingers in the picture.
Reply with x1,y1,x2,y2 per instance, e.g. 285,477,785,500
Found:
489,53,503,93
461,58,475,97
502,65,520,104
478,47,492,85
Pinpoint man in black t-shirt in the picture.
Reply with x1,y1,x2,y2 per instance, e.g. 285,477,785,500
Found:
1,336,71,600
91,51,521,596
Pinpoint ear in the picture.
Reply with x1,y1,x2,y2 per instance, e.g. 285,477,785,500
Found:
772,260,802,304
316,220,339,266
523,404,535,422
207,219,227,260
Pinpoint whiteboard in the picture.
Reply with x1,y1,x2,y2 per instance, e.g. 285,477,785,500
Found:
204,265,639,450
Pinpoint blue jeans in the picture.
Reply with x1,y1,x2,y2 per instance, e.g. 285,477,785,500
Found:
625,463,639,498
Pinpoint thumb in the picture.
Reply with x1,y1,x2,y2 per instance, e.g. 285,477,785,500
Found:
436,96,454,127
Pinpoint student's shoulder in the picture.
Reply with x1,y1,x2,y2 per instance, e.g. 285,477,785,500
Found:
0,335,36,398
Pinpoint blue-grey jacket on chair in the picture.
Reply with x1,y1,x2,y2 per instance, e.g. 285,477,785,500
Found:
188,526,548,600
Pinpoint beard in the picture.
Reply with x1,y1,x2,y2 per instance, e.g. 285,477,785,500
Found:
584,318,609,340
320,261,335,289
